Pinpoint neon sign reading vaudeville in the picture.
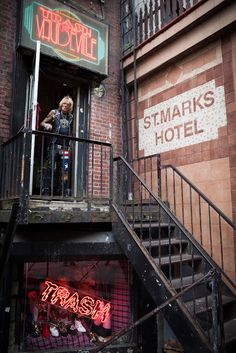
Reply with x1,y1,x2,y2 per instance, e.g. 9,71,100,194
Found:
22,0,108,73
39,280,111,322
35,6,97,61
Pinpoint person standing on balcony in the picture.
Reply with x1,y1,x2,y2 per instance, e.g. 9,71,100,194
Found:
40,96,73,196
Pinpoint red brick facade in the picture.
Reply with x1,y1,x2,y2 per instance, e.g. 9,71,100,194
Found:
0,0,17,142
0,0,122,155
127,27,236,280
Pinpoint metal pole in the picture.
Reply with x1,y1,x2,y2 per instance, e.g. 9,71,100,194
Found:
29,41,41,195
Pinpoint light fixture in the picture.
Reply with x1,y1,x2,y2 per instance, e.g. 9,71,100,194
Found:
94,83,106,98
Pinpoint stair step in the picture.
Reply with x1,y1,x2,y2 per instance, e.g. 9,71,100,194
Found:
132,222,174,229
142,238,188,247
186,295,236,315
154,254,202,266
224,319,236,348
171,273,204,289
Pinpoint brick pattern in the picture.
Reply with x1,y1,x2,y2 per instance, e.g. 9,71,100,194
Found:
89,0,122,157
0,0,17,142
136,36,235,182
0,0,122,156
221,35,236,224
133,34,236,279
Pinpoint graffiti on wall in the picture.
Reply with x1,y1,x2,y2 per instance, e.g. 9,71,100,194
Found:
139,80,227,155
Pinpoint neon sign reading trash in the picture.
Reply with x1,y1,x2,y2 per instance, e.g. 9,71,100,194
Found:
39,280,111,322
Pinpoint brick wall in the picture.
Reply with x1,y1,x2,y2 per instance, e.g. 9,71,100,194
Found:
0,0,17,142
89,0,122,157
0,0,122,155
136,34,236,217
132,33,236,281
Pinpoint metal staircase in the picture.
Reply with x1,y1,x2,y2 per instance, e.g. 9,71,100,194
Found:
112,156,236,353
0,203,20,352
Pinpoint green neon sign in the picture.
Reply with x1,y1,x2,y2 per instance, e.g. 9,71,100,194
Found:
20,0,108,75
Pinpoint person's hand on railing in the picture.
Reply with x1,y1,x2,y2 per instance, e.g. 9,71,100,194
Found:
44,123,52,131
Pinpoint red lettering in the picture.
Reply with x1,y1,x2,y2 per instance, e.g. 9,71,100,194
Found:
78,296,95,316
36,16,51,41
165,128,174,142
41,281,58,302
152,112,159,127
39,280,111,320
204,91,214,107
84,38,97,60
174,124,183,139
144,116,151,129
172,105,181,119
34,5,98,62
182,100,192,115
184,121,194,137
194,119,204,134
155,131,164,145
51,286,70,305
63,292,80,312
193,94,204,111
160,108,170,123
91,300,111,323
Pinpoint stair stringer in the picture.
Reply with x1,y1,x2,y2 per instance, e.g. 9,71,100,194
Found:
112,203,213,353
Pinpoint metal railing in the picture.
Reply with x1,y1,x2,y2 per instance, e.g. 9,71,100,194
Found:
0,129,113,203
121,0,203,54
129,153,161,198
91,269,221,353
113,155,230,351
161,164,236,286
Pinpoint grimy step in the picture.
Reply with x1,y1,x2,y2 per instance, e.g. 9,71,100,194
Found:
141,238,188,247
132,222,175,229
154,254,202,266
224,319,236,350
186,295,236,315
170,273,204,290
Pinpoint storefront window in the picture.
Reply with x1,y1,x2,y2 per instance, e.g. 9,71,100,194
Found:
21,260,131,351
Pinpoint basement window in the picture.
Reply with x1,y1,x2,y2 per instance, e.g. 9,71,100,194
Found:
20,260,131,351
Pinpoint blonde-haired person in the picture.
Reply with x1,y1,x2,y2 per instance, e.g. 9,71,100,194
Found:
40,96,74,196
41,96,73,132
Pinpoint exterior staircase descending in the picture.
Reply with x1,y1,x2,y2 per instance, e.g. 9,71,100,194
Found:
113,156,236,353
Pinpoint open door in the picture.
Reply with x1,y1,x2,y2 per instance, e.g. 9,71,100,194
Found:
37,67,89,198
73,84,89,198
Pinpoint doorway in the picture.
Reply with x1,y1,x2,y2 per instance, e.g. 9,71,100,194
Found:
36,66,89,198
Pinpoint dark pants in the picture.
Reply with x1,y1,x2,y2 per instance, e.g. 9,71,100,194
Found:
43,143,71,196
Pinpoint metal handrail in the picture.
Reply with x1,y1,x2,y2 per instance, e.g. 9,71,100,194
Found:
113,155,227,350
33,129,112,147
162,164,236,230
121,0,205,54
113,156,220,272
0,129,113,202
161,163,236,290
91,269,216,353
126,154,236,289
114,155,236,291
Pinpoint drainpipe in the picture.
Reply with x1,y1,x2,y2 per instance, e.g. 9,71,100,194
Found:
29,41,41,195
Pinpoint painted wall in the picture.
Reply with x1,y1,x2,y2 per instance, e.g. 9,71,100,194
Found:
133,33,236,281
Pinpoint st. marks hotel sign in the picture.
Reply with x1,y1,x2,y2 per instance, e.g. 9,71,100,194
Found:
20,0,108,75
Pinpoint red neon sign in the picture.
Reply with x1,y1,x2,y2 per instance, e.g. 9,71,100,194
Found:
33,5,97,62
22,0,108,74
39,280,111,323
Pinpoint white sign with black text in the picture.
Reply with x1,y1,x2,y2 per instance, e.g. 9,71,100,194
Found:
139,80,227,155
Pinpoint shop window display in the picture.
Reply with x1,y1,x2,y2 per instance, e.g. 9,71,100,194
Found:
22,260,131,351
